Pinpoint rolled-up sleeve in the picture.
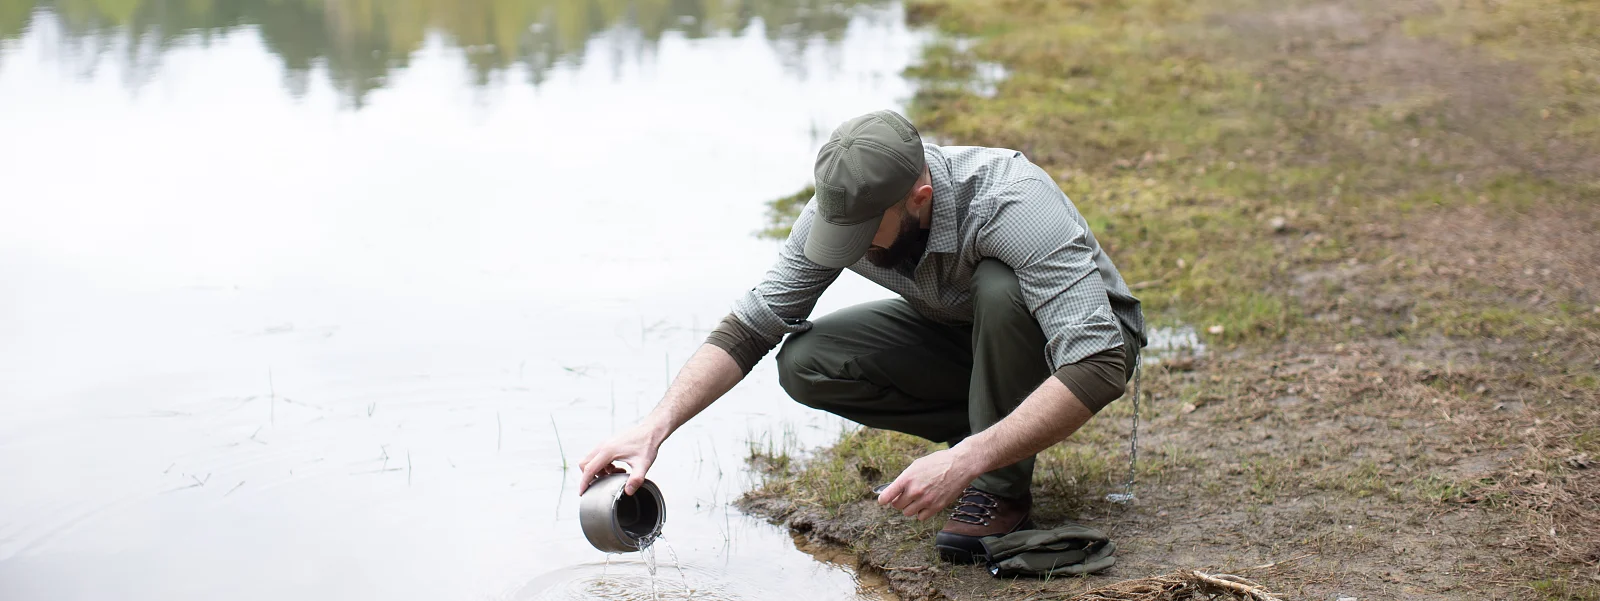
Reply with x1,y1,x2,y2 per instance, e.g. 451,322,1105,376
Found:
718,198,843,361
973,179,1124,371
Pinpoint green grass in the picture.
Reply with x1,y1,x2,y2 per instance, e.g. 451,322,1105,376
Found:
763,0,1599,348
1409,474,1481,505
749,428,937,514
746,390,1210,516
758,185,813,240
745,422,803,474
1527,578,1600,601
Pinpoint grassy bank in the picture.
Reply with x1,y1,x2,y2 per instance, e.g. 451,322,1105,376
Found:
747,0,1599,599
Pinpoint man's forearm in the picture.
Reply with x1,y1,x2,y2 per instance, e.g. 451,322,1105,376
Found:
953,377,1095,475
640,343,746,441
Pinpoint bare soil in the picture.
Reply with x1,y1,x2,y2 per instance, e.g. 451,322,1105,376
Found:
744,335,1596,600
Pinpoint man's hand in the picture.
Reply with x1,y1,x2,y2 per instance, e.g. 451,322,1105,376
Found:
577,421,667,496
876,447,983,521
573,343,748,496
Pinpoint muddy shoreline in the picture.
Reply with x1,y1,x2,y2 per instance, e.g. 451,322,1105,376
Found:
739,495,949,601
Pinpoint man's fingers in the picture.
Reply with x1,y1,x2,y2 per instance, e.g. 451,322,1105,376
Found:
924,488,961,520
577,451,617,494
895,482,928,511
577,466,600,494
902,495,929,518
589,454,616,478
888,491,911,510
892,491,916,512
877,478,906,506
908,492,951,521
616,456,647,495
578,454,602,479
578,461,598,489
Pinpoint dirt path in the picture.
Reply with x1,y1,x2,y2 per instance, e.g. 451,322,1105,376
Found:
746,0,1598,599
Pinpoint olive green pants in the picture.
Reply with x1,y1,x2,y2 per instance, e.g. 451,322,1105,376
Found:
775,259,1053,500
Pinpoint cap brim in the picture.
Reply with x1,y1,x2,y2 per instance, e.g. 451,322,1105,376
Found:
804,213,882,269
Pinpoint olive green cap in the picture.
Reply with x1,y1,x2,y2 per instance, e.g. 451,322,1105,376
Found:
804,110,926,268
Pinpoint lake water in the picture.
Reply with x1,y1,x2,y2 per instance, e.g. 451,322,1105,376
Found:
0,2,920,599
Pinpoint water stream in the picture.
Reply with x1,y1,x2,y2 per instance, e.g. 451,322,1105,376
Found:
0,2,921,599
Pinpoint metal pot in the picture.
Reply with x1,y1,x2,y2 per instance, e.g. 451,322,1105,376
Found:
579,473,665,553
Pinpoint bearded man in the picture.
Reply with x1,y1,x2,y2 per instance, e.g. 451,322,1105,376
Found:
578,110,1145,563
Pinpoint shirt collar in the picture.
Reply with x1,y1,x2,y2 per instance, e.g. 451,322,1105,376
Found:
924,144,963,256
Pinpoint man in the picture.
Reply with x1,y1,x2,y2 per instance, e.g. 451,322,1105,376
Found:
577,110,1144,563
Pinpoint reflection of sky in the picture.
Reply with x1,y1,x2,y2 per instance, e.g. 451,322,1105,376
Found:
0,0,893,105
0,3,915,600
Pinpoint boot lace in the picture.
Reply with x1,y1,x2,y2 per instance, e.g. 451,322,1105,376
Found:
949,487,999,525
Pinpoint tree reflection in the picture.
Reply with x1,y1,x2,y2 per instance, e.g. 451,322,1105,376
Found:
1,0,889,105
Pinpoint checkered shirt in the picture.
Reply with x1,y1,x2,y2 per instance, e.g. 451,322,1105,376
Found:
732,144,1145,370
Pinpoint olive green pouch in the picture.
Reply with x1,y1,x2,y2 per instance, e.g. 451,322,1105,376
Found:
980,524,1117,578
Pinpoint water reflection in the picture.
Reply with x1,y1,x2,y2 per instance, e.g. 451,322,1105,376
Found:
1,0,915,596
1,0,890,105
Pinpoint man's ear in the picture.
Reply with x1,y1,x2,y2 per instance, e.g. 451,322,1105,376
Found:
908,183,934,217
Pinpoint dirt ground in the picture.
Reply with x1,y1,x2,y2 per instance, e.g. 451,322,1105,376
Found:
744,0,1599,599
745,335,1598,600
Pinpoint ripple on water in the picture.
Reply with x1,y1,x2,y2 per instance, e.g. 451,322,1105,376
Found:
510,560,748,601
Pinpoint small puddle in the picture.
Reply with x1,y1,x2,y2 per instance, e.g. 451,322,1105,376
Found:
1144,325,1208,364
789,534,903,601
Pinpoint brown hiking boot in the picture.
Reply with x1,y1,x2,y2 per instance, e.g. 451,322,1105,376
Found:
935,487,1034,564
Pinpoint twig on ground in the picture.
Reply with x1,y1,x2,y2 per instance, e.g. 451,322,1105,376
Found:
1190,572,1283,601
1239,552,1317,573
1026,570,1287,601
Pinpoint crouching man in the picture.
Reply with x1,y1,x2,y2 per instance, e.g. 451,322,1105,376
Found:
577,110,1144,563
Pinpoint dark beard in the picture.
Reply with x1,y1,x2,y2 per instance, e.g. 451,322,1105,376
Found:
865,210,929,269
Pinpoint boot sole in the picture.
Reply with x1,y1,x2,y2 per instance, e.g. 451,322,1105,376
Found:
935,543,981,565
934,517,1035,565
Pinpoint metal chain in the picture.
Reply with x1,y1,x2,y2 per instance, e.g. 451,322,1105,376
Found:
1127,355,1141,494
1107,354,1141,504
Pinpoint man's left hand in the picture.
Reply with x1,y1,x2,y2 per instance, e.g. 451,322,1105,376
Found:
877,447,982,521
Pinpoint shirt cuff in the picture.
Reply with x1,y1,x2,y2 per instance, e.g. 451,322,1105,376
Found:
704,313,779,375
1053,345,1129,414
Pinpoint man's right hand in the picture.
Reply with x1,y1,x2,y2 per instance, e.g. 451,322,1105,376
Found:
577,421,667,496
574,343,748,496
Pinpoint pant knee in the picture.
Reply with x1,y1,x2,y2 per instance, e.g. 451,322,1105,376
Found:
972,259,1029,318
775,333,825,408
